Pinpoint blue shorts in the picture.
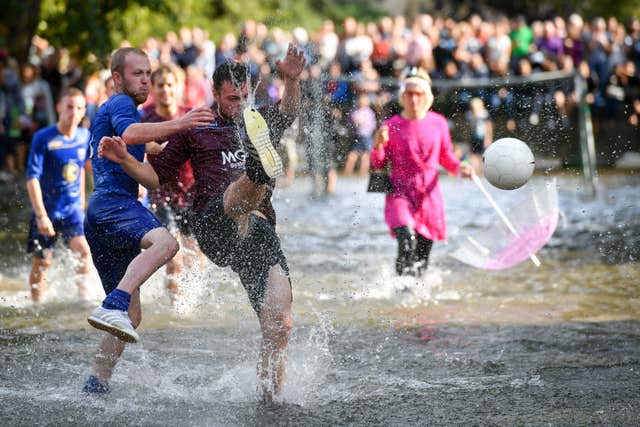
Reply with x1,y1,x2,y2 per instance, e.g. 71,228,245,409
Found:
470,136,485,154
27,209,85,258
352,135,373,152
85,194,163,295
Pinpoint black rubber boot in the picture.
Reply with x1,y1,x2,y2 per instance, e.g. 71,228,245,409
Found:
394,226,416,276
414,234,434,276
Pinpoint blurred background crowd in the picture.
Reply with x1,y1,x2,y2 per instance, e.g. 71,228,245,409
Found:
1,12,639,189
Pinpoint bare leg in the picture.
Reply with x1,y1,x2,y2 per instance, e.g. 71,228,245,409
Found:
165,263,181,302
257,264,292,402
470,153,483,175
223,173,292,401
91,289,142,382
69,236,92,301
164,232,184,303
326,168,337,194
182,236,206,272
114,227,179,294
281,167,294,188
87,227,177,343
343,151,357,175
358,152,370,176
29,254,52,304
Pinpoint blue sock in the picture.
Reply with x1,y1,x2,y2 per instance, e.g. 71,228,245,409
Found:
83,375,110,394
102,289,131,312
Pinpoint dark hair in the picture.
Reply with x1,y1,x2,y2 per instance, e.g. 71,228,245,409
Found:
110,47,147,76
151,64,176,85
212,61,249,93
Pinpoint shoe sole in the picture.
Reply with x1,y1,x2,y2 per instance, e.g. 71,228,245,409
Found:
88,316,139,343
243,108,284,178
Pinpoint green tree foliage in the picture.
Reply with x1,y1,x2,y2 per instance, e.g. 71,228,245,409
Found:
1,0,43,64
35,0,173,66
24,0,385,68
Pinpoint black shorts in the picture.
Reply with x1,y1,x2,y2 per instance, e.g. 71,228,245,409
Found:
470,136,485,154
192,193,290,314
151,203,193,236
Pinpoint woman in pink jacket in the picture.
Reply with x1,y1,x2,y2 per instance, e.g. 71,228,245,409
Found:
371,67,473,276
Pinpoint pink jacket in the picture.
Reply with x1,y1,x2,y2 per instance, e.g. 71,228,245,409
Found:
371,111,460,241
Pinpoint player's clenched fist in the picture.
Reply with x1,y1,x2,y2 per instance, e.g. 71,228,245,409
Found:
179,106,214,129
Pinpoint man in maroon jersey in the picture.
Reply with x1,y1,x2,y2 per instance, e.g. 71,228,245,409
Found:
143,65,204,303
98,44,305,402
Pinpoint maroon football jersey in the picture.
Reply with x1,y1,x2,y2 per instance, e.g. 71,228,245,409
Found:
149,103,293,225
143,105,194,208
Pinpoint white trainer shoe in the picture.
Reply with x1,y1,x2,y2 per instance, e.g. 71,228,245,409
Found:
243,107,284,178
87,306,140,343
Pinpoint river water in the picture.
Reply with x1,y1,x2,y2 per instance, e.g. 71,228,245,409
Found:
1,173,639,425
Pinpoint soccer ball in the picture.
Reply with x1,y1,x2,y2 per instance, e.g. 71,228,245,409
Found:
482,138,535,190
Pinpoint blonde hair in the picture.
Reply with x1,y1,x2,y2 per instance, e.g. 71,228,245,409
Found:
399,66,432,95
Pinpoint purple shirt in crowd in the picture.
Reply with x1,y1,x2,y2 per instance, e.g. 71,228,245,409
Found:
350,106,377,137
536,36,564,59
148,102,293,225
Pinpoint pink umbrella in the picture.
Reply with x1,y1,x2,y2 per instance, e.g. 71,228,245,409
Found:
450,177,559,270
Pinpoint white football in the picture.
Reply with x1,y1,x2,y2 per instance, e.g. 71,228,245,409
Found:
482,138,535,190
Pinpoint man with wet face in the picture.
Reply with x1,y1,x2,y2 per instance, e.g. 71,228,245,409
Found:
83,47,214,394
98,44,305,401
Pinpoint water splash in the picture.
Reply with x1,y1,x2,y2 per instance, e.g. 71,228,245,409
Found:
352,263,446,308
286,312,336,404
227,60,261,111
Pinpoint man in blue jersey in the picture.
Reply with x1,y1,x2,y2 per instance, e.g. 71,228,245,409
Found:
26,87,91,304
82,47,213,394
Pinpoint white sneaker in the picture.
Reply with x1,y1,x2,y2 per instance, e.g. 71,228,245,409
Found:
87,306,140,343
243,107,284,178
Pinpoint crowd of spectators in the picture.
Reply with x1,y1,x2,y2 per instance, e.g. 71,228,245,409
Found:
1,12,639,183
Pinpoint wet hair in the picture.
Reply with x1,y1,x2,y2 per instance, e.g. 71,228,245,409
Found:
212,61,249,93
58,87,85,103
110,47,147,76
151,64,176,85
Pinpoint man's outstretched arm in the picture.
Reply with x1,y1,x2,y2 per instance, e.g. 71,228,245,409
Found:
120,106,214,145
99,136,160,189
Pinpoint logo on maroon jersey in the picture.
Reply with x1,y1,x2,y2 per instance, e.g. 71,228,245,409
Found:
221,148,246,169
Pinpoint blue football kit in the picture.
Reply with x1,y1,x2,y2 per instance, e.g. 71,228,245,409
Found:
26,125,90,257
85,94,162,294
